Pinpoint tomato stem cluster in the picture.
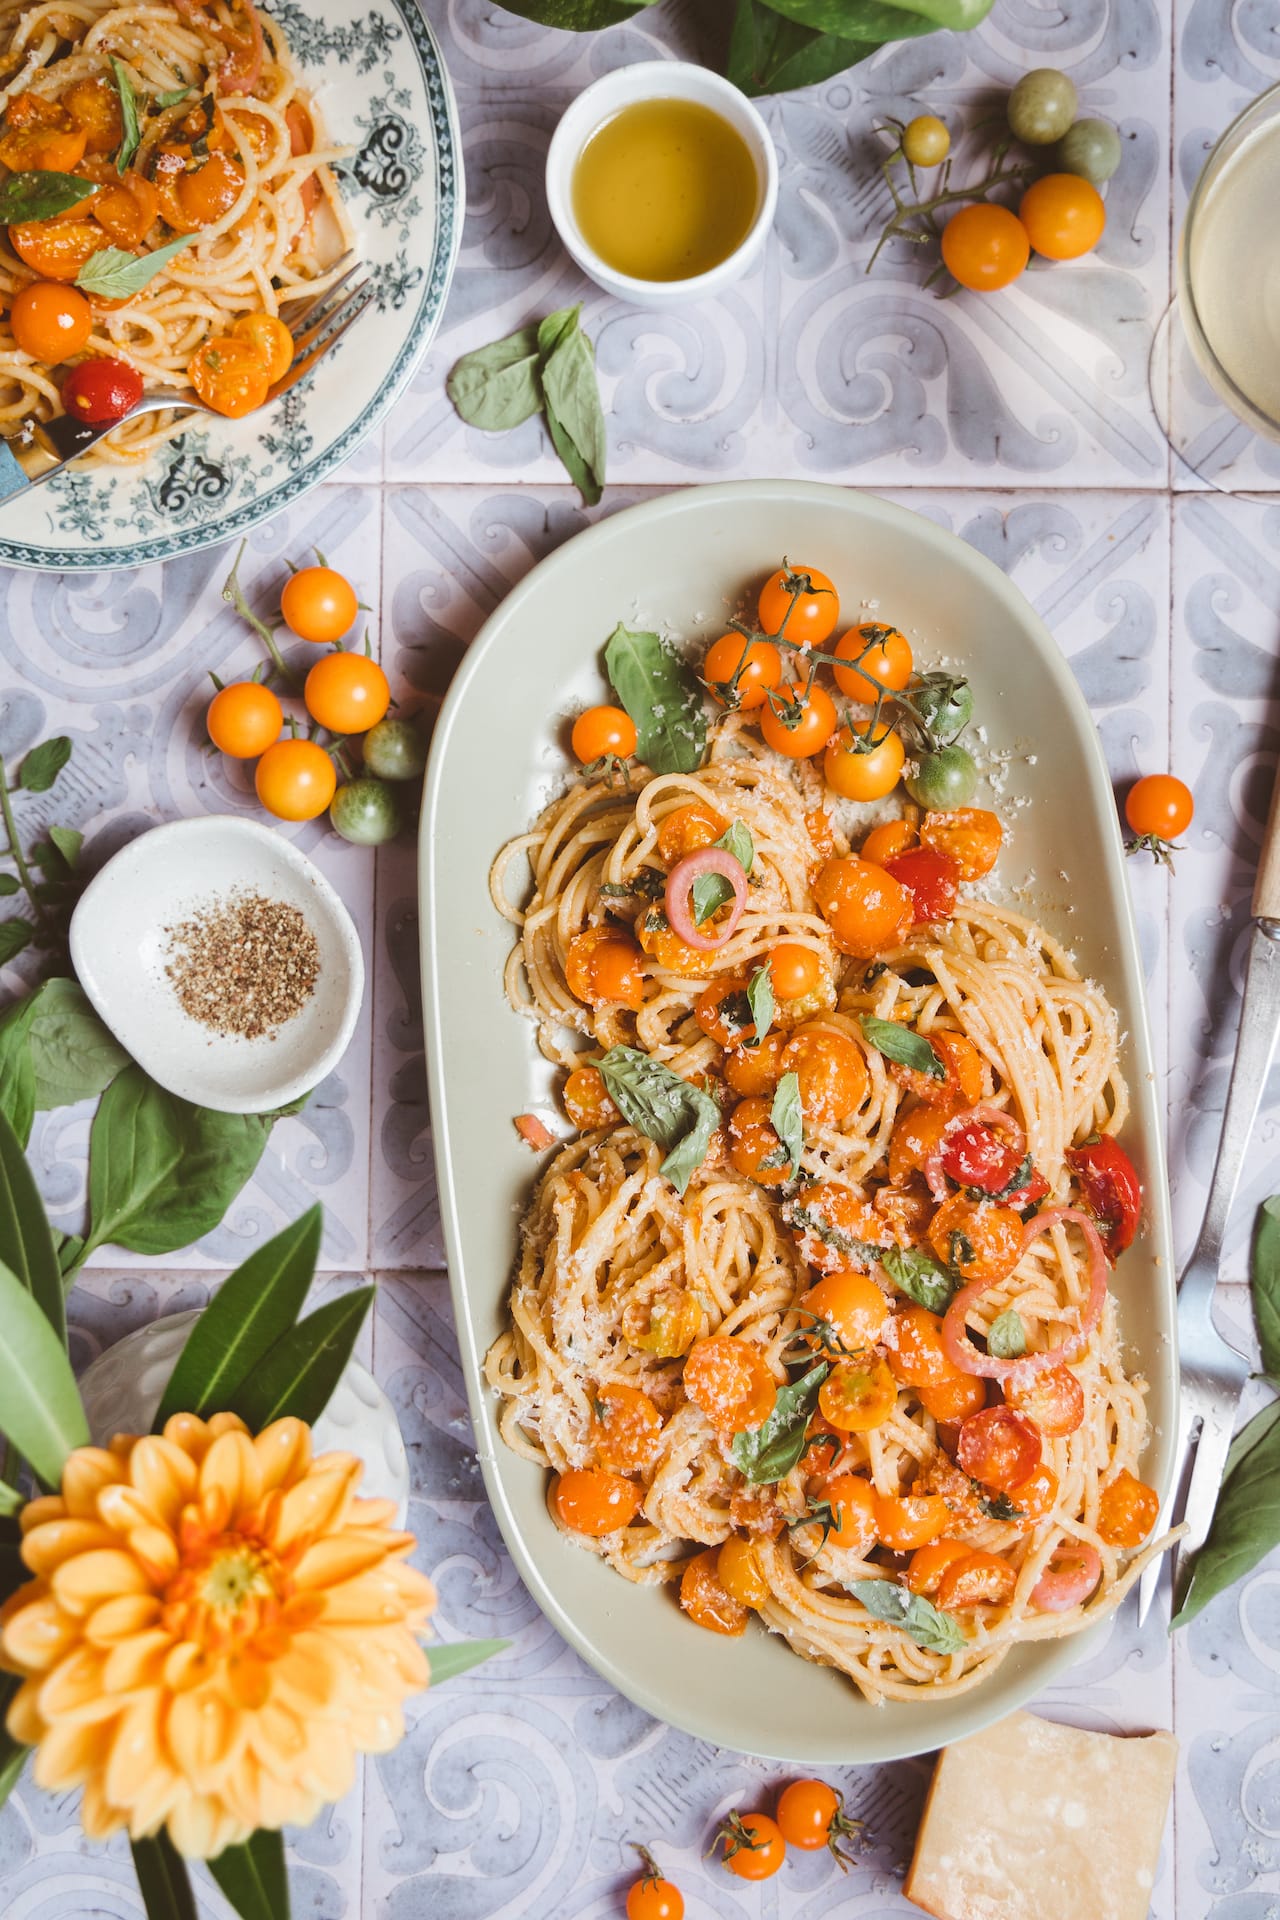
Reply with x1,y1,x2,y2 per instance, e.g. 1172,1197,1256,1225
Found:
868,120,1032,283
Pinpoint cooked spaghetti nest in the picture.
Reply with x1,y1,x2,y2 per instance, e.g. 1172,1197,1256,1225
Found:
0,0,353,462
486,722,1161,1705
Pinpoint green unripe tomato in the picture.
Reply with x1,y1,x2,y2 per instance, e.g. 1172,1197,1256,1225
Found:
362,716,428,782
906,746,978,810
1056,116,1122,185
903,114,950,168
911,673,974,747
330,777,401,845
1007,68,1078,145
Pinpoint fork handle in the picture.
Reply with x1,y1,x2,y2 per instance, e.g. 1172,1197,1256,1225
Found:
1253,753,1280,918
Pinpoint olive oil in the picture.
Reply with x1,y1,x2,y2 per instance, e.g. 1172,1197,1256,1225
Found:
571,98,759,283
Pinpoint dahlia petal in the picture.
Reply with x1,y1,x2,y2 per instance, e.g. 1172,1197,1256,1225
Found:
84,1594,163,1646
97,1483,169,1542
223,1752,318,1834
51,1548,152,1616
346,1496,398,1528
226,1653,271,1711
102,1628,172,1694
268,1630,346,1713
253,1418,312,1493
163,1641,214,1693
126,1435,198,1524
7,1676,47,1745
166,1685,246,1782
347,1703,405,1753
198,1430,265,1520
244,1701,309,1776
315,1562,435,1626
0,1594,80,1672
292,1533,395,1591
167,1788,250,1859
80,1771,128,1840
21,1517,116,1576
19,1495,67,1533
104,1688,165,1811
271,1465,361,1552
126,1757,185,1836
207,1411,250,1441
297,1729,357,1801
30,1712,113,1790
38,1647,119,1723
62,1448,126,1517
162,1413,214,1462
126,1526,180,1583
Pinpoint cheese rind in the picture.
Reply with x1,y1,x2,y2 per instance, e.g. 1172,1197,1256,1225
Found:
905,1710,1177,1920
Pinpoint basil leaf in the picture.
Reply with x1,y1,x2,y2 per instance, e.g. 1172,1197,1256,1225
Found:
25,978,129,1109
848,1578,967,1654
658,1087,720,1197
860,1015,945,1079
746,964,774,1044
1173,1407,1280,1628
987,1309,1026,1359
718,820,754,873
727,0,903,94
1225,1398,1280,1481
155,85,193,108
1252,1193,1280,1383
427,1637,510,1686
596,1045,718,1196
19,736,71,793
539,310,607,505
76,233,193,299
110,57,140,173
446,324,542,432
770,1070,803,1179
691,871,732,926
731,1362,829,1483
603,624,707,776
978,1486,1024,1522
227,1285,375,1428
0,1104,64,1344
880,1244,955,1314
47,826,82,870
0,171,97,223
0,998,37,1147
0,1256,89,1487
0,921,32,966
786,1191,887,1267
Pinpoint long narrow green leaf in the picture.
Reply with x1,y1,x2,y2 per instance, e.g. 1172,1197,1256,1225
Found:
130,1833,199,1920
0,1105,65,1344
0,1676,27,1815
153,1207,322,1430
426,1638,510,1687
0,998,37,1148
208,1829,289,1920
226,1288,375,1429
0,1257,88,1485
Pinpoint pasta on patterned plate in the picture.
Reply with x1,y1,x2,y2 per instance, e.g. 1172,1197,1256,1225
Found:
485,565,1168,1707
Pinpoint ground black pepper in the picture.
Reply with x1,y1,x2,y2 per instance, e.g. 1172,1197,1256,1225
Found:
164,890,321,1040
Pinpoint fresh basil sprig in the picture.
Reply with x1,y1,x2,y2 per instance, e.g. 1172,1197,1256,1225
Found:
110,57,141,173
770,1070,803,1179
746,963,774,1044
731,1361,828,1482
1252,1193,1280,1383
596,1045,719,1195
879,1245,955,1314
987,1309,1026,1360
76,234,193,299
0,171,97,223
447,303,607,503
848,1578,967,1654
691,820,754,924
860,1015,944,1079
603,623,707,776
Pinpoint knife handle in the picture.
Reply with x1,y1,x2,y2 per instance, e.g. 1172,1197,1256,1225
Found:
1253,756,1280,920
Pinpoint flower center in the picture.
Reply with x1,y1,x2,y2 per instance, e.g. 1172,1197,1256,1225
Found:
162,1531,287,1651
200,1545,277,1613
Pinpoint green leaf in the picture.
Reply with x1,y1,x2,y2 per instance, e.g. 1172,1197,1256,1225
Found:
603,624,707,776
596,1045,719,1195
426,1637,510,1685
0,876,18,896
731,1362,829,1483
785,1191,888,1268
746,964,774,1044
47,825,82,870
718,820,754,873
0,1104,64,1344
25,978,130,1110
987,1309,1026,1360
0,920,33,966
691,820,755,924
848,1578,967,1653
1225,1398,1280,1480
131,1832,199,1920
155,84,192,107
0,171,96,223
0,1483,21,1516
76,234,193,299
153,1207,323,1429
208,1830,289,1920
1173,1407,1280,1628
445,324,542,432
0,1256,89,1485
0,997,37,1146
768,0,993,29
727,0,874,93
485,0,657,23
54,1231,84,1279
1251,1193,1280,1382
227,1287,375,1428
539,311,607,506
110,57,141,173
18,736,71,793
880,1244,955,1314
0,1721,27,1815
82,1066,271,1264
860,1015,944,1079
770,1070,804,1179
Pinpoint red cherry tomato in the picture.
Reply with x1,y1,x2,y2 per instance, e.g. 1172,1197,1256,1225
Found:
883,846,960,924
59,356,143,425
956,1406,1043,1493
1066,1135,1141,1258
939,1120,1048,1208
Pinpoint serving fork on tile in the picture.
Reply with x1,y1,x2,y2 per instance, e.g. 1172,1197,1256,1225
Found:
0,262,373,500
1136,775,1280,1625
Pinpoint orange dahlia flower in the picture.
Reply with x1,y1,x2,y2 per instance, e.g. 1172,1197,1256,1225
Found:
0,1410,436,1858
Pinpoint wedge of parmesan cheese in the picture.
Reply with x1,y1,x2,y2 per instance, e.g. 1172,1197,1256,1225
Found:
905,1711,1176,1920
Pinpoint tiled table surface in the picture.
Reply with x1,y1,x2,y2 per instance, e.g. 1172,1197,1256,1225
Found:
4,0,1280,1915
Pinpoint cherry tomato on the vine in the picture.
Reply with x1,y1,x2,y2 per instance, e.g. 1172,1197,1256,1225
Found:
281,565,359,643
10,281,92,364
902,115,950,168
757,564,839,647
304,651,391,734
823,721,905,801
1097,1469,1159,1547
776,1778,862,1859
1019,172,1106,261
254,737,337,822
883,846,960,924
715,1811,785,1881
570,703,637,763
626,1850,684,1920
759,681,838,759
188,337,270,420
680,1546,748,1636
206,680,282,758
1125,773,1193,842
832,622,913,702
941,203,1030,292
684,1337,776,1432
813,855,913,957
703,632,782,710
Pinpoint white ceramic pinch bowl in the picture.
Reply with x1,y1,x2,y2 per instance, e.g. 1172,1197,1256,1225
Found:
69,817,364,1115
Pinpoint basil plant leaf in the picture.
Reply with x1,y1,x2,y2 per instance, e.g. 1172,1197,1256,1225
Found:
596,1046,718,1196
539,311,607,505
110,57,140,172
860,1015,945,1079
770,1070,803,1179
1173,1408,1280,1629
18,736,72,793
445,324,542,432
604,624,707,776
658,1087,720,1197
746,964,774,1045
691,871,733,926
718,820,754,873
25,978,129,1110
0,171,97,223
848,1578,967,1654
880,1244,955,1314
76,234,193,299
731,1362,829,1483
1252,1192,1280,1383
986,1309,1026,1360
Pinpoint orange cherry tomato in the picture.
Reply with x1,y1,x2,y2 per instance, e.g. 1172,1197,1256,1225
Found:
872,1491,949,1551
683,1336,776,1433
206,680,282,758
157,149,246,231
695,976,758,1048
887,1106,949,1184
626,1868,684,1920
775,1778,851,1853
1005,1366,1085,1438
813,1473,877,1550
917,1373,987,1424
798,1271,889,1356
563,1064,618,1130
655,801,727,864
724,1029,787,1098
891,1029,987,1109
636,907,721,979
759,682,837,759
281,566,359,643
779,1023,868,1126
861,818,918,867
188,337,270,419
623,1288,701,1359
552,1467,643,1537
768,942,821,1000
564,926,646,1011
230,311,293,383
253,738,337,822
63,76,122,155
787,1181,887,1276
940,203,1030,291
927,1193,1024,1284
570,703,637,763
9,281,92,364
0,93,87,172
1018,173,1105,261
757,564,838,647
727,1096,791,1188
824,721,906,801
800,1412,857,1479
79,160,160,248
304,650,391,735
813,855,914,958
703,632,782,710
1006,1464,1059,1526
590,1382,663,1474
905,1537,973,1597
716,1811,785,1880
957,1407,1043,1494
680,1545,748,1636
717,1533,769,1608
936,1550,1018,1609
10,219,104,283
818,1355,897,1433
885,1306,956,1390
832,622,913,702
1097,1469,1159,1548
920,808,1003,880
1124,774,1193,841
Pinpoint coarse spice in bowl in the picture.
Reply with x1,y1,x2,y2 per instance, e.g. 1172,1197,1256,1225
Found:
165,892,321,1041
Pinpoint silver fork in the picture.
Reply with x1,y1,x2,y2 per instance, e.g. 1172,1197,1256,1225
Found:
1,264,373,493
1136,800,1280,1624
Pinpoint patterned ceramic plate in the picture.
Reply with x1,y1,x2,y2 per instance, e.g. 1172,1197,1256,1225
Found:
0,0,460,571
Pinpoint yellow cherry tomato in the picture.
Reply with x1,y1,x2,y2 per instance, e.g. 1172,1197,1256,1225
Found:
254,738,337,821
281,565,359,643
823,721,905,800
206,680,282,758
902,114,950,167
304,652,391,734
1018,172,1106,260
940,203,1030,291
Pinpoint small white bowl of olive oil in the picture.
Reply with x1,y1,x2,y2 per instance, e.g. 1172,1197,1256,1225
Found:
545,61,778,309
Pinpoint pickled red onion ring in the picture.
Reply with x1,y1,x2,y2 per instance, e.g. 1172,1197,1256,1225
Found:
664,848,747,952
941,1206,1107,1382
1031,1540,1102,1612
924,1102,1025,1203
